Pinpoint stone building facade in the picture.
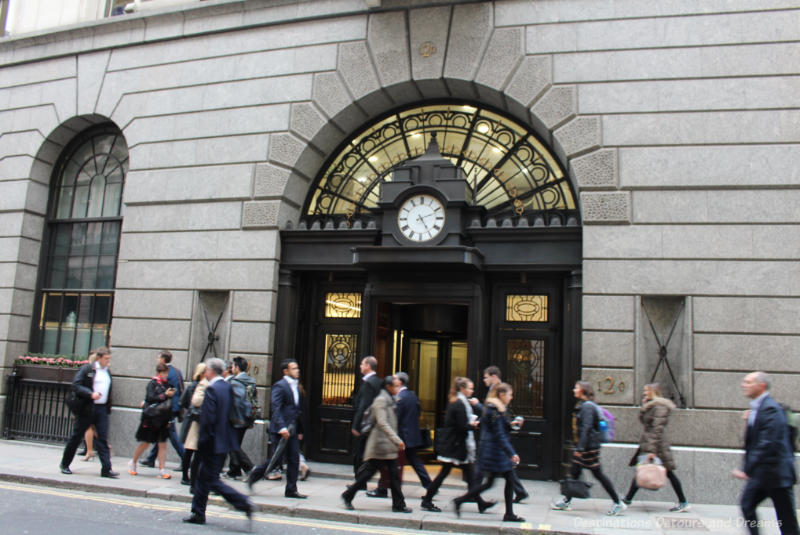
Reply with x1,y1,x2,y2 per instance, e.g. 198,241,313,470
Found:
0,0,798,504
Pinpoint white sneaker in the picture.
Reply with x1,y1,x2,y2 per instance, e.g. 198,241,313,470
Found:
607,501,627,516
551,499,571,510
669,502,691,513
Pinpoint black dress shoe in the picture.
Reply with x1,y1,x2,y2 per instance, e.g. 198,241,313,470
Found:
478,499,497,513
77,449,87,457
513,491,529,503
59,465,72,475
101,470,120,479
366,488,388,498
180,478,191,486
392,506,412,513
420,500,441,512
183,513,206,524
139,459,155,468
285,491,307,499
452,500,461,518
341,492,354,510
503,513,525,522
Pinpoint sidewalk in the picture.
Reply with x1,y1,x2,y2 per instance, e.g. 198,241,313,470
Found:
0,439,790,534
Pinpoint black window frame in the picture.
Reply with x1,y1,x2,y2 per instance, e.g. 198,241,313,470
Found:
30,124,127,355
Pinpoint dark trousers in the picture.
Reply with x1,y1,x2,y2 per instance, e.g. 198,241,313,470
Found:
352,433,389,489
385,447,431,489
182,449,201,487
625,469,687,503
741,480,799,535
61,404,112,474
190,450,250,519
510,468,527,498
250,433,300,494
147,418,185,463
344,459,406,509
566,461,620,503
227,427,253,477
425,462,486,505
455,470,516,516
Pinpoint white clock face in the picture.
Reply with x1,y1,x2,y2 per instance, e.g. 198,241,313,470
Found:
397,194,445,242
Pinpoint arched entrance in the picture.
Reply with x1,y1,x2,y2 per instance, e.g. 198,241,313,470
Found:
276,101,582,480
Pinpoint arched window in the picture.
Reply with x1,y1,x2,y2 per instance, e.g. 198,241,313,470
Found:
306,103,576,220
32,125,128,355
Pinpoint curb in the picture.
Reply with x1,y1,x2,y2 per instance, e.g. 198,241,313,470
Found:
0,471,586,535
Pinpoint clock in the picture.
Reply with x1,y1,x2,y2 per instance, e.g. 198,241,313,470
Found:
397,193,445,242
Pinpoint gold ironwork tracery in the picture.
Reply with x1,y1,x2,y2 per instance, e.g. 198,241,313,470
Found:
324,292,362,318
506,294,548,322
306,104,575,218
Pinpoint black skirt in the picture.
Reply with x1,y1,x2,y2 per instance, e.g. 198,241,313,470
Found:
135,419,169,443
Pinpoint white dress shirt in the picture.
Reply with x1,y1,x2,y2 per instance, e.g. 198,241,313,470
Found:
93,362,111,404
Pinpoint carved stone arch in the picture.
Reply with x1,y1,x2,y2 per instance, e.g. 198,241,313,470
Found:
248,5,624,229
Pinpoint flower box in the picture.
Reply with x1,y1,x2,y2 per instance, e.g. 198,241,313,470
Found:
12,354,89,383
14,365,78,383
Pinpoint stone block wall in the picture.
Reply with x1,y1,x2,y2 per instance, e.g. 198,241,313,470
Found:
0,0,798,469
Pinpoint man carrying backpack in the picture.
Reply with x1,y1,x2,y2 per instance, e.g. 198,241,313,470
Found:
225,357,256,480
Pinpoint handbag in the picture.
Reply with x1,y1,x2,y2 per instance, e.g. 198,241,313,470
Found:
143,399,172,421
65,389,86,415
419,428,432,449
635,456,667,490
560,478,593,499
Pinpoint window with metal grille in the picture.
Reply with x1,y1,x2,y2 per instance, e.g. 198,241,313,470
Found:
32,125,128,355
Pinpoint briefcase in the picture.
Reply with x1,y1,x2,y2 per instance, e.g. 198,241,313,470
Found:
560,478,592,499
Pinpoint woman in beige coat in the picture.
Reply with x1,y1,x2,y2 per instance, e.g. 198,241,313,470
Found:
623,382,689,512
341,375,411,513
182,363,208,490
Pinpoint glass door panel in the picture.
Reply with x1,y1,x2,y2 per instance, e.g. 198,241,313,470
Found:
408,338,438,430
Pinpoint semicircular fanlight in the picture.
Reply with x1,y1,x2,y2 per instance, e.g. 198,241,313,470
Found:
306,103,576,220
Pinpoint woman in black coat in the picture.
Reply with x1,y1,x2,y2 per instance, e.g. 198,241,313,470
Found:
128,362,176,479
421,377,494,513
552,381,625,516
453,382,524,522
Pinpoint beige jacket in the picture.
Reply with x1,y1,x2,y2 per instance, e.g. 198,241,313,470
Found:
183,378,209,451
363,389,403,461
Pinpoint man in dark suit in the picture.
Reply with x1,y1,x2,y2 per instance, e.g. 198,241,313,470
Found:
733,371,798,535
60,346,118,478
351,356,390,495
392,371,431,488
184,357,253,526
248,358,307,498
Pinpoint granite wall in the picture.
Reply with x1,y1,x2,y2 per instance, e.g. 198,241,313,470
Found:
0,0,798,485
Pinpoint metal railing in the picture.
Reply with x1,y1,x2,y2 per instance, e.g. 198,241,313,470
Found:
3,372,73,443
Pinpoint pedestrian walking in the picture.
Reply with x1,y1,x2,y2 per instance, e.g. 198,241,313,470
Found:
622,382,689,512
341,375,411,513
141,351,184,470
248,358,307,498
350,356,390,494
225,356,256,480
59,346,118,479
421,377,495,513
552,381,625,516
183,358,253,527
393,371,432,489
77,350,99,461
474,365,528,502
180,362,207,487
128,362,177,479
733,371,798,535
453,382,523,522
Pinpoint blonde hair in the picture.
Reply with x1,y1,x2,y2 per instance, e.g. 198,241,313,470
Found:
192,362,207,381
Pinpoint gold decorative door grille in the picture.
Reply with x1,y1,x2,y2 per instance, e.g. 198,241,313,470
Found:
506,338,545,418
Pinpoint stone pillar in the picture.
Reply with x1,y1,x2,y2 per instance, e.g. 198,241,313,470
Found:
272,269,298,382
561,269,582,476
